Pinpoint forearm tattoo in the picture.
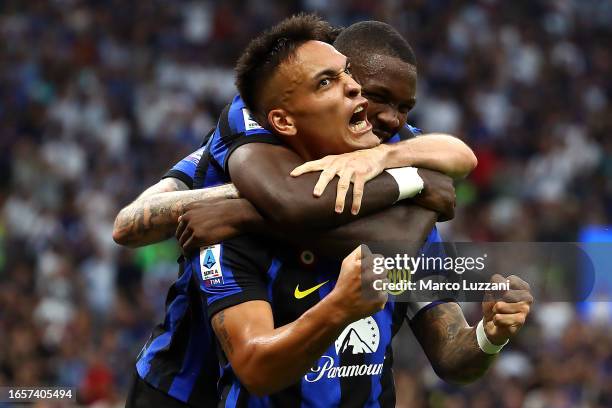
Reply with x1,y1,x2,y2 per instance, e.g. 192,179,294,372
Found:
213,310,234,356
412,303,496,383
114,180,239,246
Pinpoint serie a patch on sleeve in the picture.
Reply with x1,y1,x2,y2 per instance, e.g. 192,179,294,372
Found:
242,108,264,131
199,245,224,287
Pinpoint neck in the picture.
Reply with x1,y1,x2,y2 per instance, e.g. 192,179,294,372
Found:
277,134,316,162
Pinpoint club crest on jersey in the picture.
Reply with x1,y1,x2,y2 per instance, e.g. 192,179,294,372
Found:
200,245,223,286
242,108,264,131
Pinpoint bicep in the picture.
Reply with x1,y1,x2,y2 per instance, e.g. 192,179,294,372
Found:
228,142,304,190
211,300,274,363
228,143,318,218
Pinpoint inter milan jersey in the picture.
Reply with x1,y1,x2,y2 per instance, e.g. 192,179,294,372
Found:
133,97,282,405
194,231,447,407
136,93,430,406
134,130,220,406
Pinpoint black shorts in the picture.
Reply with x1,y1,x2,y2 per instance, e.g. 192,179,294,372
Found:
125,372,192,408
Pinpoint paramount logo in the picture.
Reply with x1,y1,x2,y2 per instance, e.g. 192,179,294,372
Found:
304,317,384,383
304,356,384,383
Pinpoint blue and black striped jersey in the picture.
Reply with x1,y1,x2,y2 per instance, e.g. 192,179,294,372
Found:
163,94,422,186
139,94,429,406
193,232,448,407
135,96,283,406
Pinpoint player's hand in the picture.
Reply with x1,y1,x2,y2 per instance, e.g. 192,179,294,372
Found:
176,198,259,253
481,274,533,345
290,146,388,215
411,169,456,221
328,245,388,323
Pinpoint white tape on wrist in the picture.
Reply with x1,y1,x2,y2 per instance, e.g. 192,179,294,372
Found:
384,167,424,202
476,319,509,354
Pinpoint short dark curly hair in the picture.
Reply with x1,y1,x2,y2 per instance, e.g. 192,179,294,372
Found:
234,13,336,122
333,21,416,67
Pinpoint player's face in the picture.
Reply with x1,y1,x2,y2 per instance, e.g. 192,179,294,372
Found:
273,41,380,160
350,54,417,141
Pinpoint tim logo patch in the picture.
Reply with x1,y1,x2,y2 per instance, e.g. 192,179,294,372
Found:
200,245,223,286
242,108,264,131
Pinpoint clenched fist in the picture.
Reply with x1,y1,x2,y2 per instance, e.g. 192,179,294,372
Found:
327,245,389,324
482,274,533,345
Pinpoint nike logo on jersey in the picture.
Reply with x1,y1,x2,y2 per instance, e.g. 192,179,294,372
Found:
294,281,329,299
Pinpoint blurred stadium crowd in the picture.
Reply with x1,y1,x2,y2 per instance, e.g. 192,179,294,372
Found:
0,0,611,406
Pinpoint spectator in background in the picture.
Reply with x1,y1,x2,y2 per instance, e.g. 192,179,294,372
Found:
0,1,610,406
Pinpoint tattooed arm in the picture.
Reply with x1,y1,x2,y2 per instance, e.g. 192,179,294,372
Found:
410,302,496,384
210,245,385,396
410,275,533,384
211,299,348,396
112,179,248,247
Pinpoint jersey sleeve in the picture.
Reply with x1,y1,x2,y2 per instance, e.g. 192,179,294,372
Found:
405,227,457,321
209,95,283,176
161,128,215,189
161,146,206,189
191,236,272,319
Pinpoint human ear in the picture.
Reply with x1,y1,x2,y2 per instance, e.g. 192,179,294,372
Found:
268,109,297,137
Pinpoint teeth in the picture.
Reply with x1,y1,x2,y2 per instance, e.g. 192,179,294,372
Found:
349,120,367,132
354,105,364,114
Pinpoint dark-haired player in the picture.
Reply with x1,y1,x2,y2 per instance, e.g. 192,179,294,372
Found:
116,14,532,408
119,17,473,407
184,16,532,406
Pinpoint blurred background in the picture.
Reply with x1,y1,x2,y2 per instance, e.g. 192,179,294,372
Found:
0,0,611,406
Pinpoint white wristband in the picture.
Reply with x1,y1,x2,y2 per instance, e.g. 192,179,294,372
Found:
384,167,424,202
476,319,509,354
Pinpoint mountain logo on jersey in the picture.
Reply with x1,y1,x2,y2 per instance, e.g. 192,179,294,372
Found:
200,245,223,286
242,109,264,131
305,317,384,383
334,317,379,355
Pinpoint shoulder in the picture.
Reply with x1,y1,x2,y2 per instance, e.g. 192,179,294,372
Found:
225,94,273,138
385,123,422,145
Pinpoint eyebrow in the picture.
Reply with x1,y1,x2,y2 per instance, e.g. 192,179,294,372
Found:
365,84,416,106
313,59,349,81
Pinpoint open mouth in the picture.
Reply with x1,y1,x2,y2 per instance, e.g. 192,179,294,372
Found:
349,103,369,133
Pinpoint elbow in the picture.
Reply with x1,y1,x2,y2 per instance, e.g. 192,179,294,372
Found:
112,213,136,248
453,149,478,179
112,226,134,248
434,186,456,222
441,190,456,221
464,149,478,174
431,364,485,385
232,348,280,397
112,228,124,246
112,219,127,246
